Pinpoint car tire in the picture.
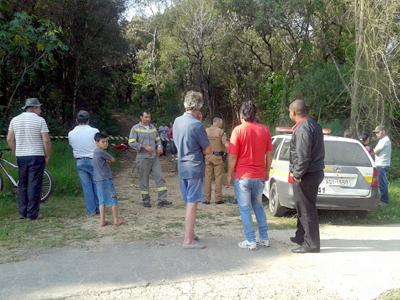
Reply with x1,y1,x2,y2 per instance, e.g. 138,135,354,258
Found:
355,211,368,218
269,181,288,217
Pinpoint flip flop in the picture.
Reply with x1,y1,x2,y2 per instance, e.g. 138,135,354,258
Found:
114,219,125,227
182,241,206,249
100,221,110,227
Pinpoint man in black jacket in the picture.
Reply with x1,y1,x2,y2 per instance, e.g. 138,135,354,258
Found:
289,99,325,253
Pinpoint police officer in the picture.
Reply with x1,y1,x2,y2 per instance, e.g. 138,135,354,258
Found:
204,116,228,204
129,111,172,208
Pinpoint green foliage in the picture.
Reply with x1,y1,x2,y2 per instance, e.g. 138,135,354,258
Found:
389,145,400,180
92,107,120,136
0,12,67,110
258,72,287,126
290,61,351,121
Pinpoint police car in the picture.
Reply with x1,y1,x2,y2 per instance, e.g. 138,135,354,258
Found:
264,128,379,216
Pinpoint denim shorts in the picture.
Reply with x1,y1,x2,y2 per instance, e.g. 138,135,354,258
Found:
95,179,118,207
179,177,204,204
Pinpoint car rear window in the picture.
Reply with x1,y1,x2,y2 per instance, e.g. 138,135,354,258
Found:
324,141,372,167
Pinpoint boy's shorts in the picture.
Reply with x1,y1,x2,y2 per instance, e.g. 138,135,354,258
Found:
95,178,118,207
179,177,204,204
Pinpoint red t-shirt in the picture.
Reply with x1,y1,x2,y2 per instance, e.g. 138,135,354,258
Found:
228,121,272,179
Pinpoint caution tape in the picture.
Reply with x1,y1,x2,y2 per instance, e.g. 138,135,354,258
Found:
0,134,128,141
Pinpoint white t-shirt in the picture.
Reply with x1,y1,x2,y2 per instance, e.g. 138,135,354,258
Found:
68,125,99,159
375,136,391,167
8,112,49,157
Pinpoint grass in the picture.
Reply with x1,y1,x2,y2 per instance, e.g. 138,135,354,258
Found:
0,141,97,263
378,288,400,300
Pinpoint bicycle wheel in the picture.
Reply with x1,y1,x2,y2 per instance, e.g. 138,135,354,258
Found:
40,170,53,203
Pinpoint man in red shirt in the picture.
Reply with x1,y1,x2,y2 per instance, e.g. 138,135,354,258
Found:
226,101,273,250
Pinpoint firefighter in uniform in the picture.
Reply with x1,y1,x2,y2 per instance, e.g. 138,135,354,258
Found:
129,111,172,208
204,116,228,204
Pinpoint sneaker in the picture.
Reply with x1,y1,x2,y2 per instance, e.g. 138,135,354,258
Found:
157,200,172,208
238,240,257,250
256,239,270,247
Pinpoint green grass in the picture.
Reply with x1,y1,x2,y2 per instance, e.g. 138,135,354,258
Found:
0,141,96,262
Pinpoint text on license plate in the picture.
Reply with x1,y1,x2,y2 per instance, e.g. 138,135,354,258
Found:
325,178,352,186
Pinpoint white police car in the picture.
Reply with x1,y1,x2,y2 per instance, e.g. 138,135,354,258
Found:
264,128,379,216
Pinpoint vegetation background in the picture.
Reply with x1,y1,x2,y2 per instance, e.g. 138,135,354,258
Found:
0,0,399,179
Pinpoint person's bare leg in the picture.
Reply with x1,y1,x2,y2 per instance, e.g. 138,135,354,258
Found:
99,205,107,226
112,205,124,226
183,203,197,245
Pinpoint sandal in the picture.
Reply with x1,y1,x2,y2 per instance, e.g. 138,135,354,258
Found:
100,221,110,227
114,219,125,226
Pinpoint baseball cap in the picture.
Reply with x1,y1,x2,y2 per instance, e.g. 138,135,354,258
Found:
373,125,385,133
77,110,90,120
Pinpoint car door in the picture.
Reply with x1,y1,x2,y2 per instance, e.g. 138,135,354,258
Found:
264,137,283,197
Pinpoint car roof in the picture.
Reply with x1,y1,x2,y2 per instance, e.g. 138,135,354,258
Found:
273,134,361,143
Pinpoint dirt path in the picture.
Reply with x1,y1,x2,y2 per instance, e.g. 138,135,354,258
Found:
81,151,244,244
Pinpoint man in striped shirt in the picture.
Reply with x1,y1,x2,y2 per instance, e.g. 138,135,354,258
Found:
7,98,51,220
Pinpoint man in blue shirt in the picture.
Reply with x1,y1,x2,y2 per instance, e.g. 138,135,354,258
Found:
173,91,211,249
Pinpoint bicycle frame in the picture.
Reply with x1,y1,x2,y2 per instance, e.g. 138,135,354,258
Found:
0,158,18,188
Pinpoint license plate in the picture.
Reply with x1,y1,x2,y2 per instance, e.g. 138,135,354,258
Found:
325,178,352,187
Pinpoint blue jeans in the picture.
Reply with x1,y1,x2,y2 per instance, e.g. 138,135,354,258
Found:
76,158,99,215
234,179,269,243
377,166,390,203
17,156,45,220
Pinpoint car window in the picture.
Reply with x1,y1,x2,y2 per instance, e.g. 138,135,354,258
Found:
272,138,283,159
278,139,291,161
325,141,372,167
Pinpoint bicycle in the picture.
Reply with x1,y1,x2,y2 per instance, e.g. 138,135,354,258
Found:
0,148,53,203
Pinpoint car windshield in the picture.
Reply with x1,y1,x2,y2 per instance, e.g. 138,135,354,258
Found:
325,141,372,167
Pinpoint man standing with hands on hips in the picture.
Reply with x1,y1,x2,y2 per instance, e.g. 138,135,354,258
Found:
289,99,325,254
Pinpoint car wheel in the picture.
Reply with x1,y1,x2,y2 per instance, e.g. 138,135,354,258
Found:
269,182,288,217
355,211,368,218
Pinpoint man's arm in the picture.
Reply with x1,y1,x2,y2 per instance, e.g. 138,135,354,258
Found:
374,140,383,154
292,129,311,180
129,126,152,152
265,151,273,180
155,127,163,155
226,154,237,186
203,145,212,156
42,132,52,164
6,130,16,153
